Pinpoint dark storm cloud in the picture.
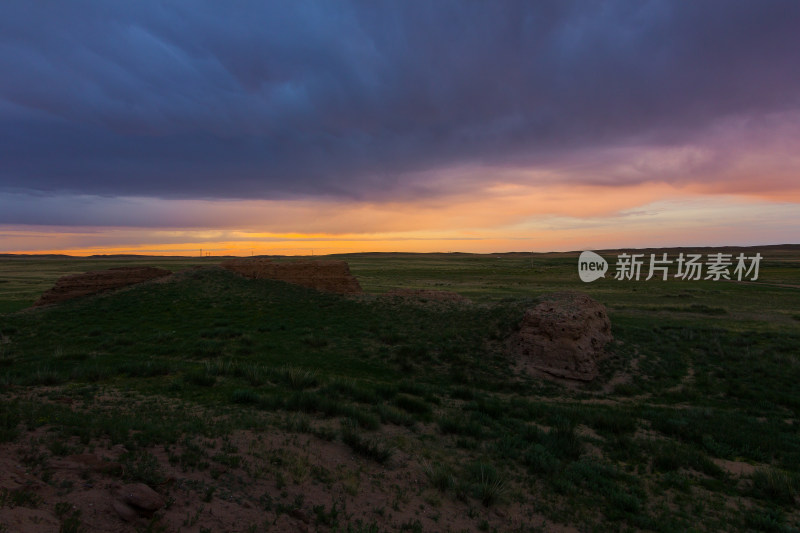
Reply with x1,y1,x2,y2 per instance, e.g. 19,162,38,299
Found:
1,0,799,200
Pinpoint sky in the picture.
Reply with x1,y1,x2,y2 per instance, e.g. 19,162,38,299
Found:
1,1,799,256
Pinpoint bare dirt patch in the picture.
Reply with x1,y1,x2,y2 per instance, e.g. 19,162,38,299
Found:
222,258,363,294
712,458,759,477
33,267,172,307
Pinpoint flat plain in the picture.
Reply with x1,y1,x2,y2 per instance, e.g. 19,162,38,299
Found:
1,247,799,532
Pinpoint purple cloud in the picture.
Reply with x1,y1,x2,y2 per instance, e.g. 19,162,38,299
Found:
1,0,799,203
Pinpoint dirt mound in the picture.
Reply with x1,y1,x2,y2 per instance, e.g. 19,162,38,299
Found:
509,292,612,381
221,258,362,294
34,267,172,307
381,288,471,304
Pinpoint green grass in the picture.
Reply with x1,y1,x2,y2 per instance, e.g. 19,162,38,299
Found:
0,249,799,531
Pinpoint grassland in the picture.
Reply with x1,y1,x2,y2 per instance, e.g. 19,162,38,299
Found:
1,248,799,532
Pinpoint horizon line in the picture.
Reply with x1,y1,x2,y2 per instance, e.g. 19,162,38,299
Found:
2,243,799,259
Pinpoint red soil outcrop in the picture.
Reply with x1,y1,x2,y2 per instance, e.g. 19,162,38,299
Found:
509,292,612,381
34,267,172,307
221,258,362,294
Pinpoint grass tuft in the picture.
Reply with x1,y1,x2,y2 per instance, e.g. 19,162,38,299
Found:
422,461,455,492
749,468,799,507
467,462,506,507
340,420,394,464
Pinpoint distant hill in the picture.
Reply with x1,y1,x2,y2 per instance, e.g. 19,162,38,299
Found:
0,253,72,258
1,244,798,260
